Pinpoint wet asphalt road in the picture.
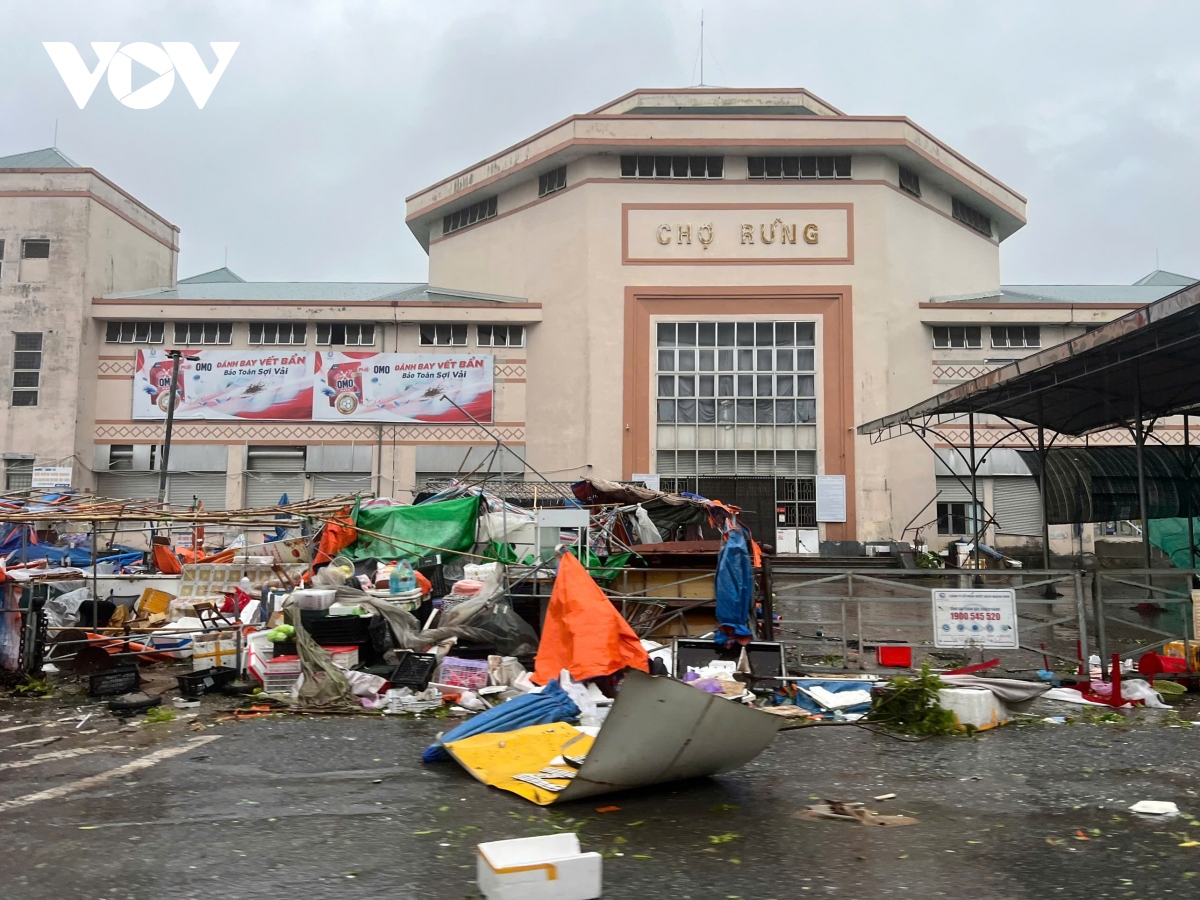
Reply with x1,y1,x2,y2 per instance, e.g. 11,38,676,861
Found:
4,695,1200,899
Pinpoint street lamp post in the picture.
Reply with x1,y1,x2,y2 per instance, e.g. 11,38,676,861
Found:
156,349,198,506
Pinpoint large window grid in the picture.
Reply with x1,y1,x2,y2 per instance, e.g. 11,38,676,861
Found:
655,321,817,476
476,325,524,348
538,166,567,197
443,196,498,235
419,324,467,347
932,326,982,349
991,325,1040,349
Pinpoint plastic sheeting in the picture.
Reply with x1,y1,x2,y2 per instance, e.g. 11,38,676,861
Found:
532,552,649,685
1148,517,1200,568
714,528,753,649
348,495,480,562
423,678,580,762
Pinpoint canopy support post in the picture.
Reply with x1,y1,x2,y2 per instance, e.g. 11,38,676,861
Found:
969,412,981,582
1133,374,1153,585
1187,414,1197,581
1037,399,1057,598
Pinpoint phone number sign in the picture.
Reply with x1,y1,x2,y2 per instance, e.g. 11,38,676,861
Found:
932,589,1019,649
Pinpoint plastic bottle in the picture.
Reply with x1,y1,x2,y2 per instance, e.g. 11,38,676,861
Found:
397,559,416,593
239,576,252,595
388,564,401,595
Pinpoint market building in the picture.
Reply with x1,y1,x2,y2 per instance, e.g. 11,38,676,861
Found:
0,89,1191,552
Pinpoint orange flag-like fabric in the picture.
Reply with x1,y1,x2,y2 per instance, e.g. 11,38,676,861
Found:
533,551,650,684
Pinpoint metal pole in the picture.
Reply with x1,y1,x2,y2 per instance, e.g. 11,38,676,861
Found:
761,554,775,641
156,350,184,507
1038,399,1051,574
1074,571,1089,678
90,520,99,629
969,412,981,575
1133,375,1152,575
1093,572,1109,680
1186,414,1197,575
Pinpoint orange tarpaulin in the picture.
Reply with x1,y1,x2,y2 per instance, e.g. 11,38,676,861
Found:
152,542,183,575
533,551,649,685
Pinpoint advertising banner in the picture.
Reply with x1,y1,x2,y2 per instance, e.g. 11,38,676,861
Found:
313,351,493,423
931,589,1019,649
133,349,313,420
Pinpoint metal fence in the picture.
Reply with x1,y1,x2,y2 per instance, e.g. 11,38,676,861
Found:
768,568,1089,671
1091,568,1199,678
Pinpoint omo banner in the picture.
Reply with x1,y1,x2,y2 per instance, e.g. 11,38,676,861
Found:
133,349,313,420
313,352,493,423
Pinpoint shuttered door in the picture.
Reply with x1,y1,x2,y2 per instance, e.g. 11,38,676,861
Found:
96,472,160,502
245,473,304,508
168,473,227,510
935,476,975,502
246,447,306,508
993,476,1043,535
311,472,372,500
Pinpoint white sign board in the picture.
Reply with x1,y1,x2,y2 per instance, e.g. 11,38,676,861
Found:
932,589,1019,649
815,475,846,523
31,466,72,488
632,473,661,492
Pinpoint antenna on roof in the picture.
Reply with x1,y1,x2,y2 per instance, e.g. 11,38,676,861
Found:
224,246,228,267
53,119,58,148
700,10,705,86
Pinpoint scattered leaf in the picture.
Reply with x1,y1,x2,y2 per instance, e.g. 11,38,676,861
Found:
596,806,620,814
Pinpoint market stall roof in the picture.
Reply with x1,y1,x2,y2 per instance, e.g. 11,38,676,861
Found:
0,491,360,527
858,280,1200,438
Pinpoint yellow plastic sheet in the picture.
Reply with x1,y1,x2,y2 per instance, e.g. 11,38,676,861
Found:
444,722,594,806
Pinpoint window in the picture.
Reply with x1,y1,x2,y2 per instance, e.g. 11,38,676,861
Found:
108,445,135,470
21,239,50,259
937,501,983,536
11,332,42,406
106,322,164,344
174,322,232,345
898,165,921,197
5,459,33,491
747,155,851,179
538,166,567,197
0,239,4,276
991,325,1040,349
419,324,467,347
932,326,982,349
443,196,498,235
952,198,992,237
619,155,724,179
476,325,525,348
655,321,818,476
316,323,374,346
249,322,307,345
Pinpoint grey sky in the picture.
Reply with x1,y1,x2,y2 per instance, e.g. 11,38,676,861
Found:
4,1,1199,285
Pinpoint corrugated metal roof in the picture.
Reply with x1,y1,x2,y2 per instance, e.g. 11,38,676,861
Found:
179,267,246,284
100,282,528,304
0,147,82,168
930,285,1186,305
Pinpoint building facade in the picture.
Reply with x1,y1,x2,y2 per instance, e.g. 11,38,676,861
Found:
0,90,1186,551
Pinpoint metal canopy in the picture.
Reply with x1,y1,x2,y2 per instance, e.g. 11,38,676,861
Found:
858,280,1200,438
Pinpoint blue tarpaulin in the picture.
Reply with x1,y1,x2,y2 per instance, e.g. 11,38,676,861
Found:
714,527,754,649
422,679,580,763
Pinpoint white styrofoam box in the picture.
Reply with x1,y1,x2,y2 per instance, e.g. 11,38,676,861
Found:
477,833,601,900
288,588,337,610
938,687,1010,731
192,639,237,671
146,632,194,659
323,645,359,669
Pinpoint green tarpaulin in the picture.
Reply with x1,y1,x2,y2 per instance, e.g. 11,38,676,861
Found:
1148,517,1200,568
348,495,480,562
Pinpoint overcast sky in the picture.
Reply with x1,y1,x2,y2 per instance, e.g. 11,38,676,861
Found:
4,1,1199,285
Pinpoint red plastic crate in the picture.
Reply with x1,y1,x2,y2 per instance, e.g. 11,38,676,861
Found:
875,644,912,667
